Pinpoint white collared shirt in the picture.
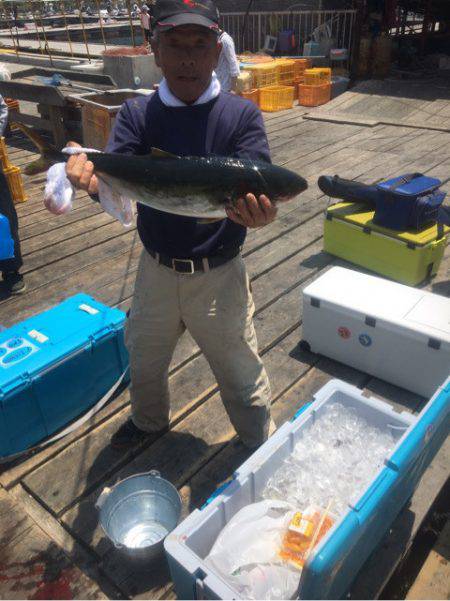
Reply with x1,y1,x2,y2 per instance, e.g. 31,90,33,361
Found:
158,73,221,107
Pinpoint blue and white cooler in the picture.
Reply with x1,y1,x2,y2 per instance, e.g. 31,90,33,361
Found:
164,377,450,599
0,294,129,458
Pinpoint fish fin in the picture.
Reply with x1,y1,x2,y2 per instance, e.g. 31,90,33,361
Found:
150,147,179,159
197,217,225,224
13,122,65,170
24,156,54,175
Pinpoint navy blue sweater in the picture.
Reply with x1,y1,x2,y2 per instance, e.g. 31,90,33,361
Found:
106,91,271,259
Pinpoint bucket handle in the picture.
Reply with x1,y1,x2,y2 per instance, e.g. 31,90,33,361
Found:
95,486,112,510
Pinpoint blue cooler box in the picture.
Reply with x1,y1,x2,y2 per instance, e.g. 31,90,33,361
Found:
0,294,129,458
164,378,450,599
0,212,14,260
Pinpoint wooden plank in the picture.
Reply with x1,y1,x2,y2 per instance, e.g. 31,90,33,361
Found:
304,112,379,127
405,520,450,600
0,513,109,600
349,438,450,599
20,203,109,246
0,79,67,106
0,487,34,547
7,110,54,132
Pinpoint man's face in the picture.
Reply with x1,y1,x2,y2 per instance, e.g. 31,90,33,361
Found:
153,24,221,104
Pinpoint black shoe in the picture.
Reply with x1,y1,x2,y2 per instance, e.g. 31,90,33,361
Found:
2,272,26,295
110,418,167,450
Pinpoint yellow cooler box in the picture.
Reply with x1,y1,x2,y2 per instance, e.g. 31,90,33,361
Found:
324,202,449,286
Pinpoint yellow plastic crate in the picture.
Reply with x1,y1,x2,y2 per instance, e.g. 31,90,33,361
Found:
259,85,294,112
0,136,12,170
243,63,278,89
5,165,28,203
298,82,331,107
241,89,260,107
304,68,332,85
275,59,295,85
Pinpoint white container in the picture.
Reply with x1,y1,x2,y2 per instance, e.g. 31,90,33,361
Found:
302,267,450,397
164,378,450,599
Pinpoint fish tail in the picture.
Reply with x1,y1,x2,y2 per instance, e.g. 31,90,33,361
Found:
12,122,65,174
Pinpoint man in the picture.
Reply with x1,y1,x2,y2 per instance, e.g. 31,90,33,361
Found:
66,0,283,450
215,29,240,93
140,4,151,44
0,94,26,295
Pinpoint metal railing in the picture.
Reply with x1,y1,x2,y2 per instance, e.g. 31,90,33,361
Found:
0,5,356,61
220,10,357,55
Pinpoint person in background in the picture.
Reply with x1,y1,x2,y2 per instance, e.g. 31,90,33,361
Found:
0,94,25,295
215,29,240,93
140,4,151,44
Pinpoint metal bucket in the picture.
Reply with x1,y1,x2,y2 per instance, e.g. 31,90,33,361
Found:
96,470,181,560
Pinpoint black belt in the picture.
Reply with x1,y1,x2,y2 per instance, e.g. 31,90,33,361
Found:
147,246,241,274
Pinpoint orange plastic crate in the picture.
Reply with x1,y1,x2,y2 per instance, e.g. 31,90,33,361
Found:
0,136,12,170
243,63,278,89
303,68,332,85
275,59,295,85
241,89,260,107
298,83,331,107
289,84,299,101
5,165,28,203
259,85,294,112
293,58,313,82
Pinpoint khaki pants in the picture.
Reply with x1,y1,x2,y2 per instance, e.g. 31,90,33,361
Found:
125,249,272,448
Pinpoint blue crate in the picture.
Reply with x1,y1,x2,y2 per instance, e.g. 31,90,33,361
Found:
0,294,129,458
0,212,14,260
164,378,450,600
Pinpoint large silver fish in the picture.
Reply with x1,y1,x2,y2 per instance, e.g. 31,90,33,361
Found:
19,124,308,219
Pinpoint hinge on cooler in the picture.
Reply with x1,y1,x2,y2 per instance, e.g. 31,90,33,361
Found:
310,297,320,308
89,327,112,346
0,373,30,397
363,226,371,234
407,241,416,250
365,316,376,327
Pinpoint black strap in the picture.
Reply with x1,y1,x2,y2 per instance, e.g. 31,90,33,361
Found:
387,173,422,191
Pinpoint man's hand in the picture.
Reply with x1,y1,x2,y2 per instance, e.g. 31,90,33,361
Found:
65,141,99,196
226,193,278,228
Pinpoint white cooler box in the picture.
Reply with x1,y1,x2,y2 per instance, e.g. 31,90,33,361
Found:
301,267,450,397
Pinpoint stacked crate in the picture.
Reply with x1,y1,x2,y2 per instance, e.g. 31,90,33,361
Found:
4,98,20,131
1,137,27,204
298,67,332,107
241,58,333,112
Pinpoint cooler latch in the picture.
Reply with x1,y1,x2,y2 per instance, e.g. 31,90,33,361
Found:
428,338,441,350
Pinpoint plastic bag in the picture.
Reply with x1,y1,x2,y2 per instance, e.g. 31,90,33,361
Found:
44,162,74,214
0,64,11,82
43,146,134,226
205,500,301,600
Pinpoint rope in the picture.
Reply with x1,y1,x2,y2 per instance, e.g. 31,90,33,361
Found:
78,2,92,62
126,0,136,47
94,0,107,51
60,0,74,57
36,0,55,66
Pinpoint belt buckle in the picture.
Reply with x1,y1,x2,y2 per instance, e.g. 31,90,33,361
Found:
172,258,195,274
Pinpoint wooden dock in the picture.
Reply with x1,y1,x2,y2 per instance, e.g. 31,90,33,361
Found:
0,82,449,599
